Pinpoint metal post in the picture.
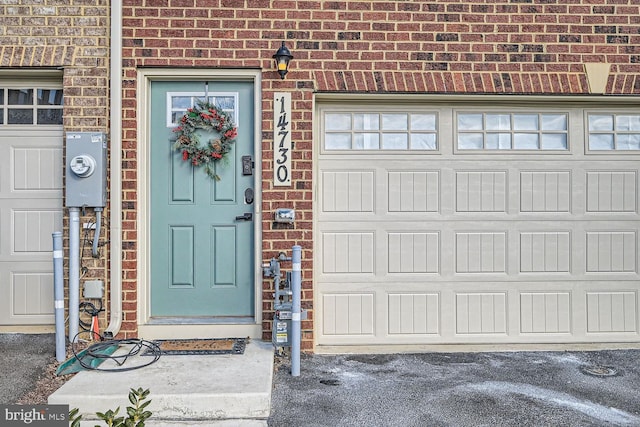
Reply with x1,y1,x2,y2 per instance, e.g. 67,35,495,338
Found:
291,245,301,376
69,207,80,343
52,232,65,362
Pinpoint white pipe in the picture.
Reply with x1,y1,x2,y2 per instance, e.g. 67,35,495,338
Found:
52,232,65,361
104,0,123,338
69,208,80,343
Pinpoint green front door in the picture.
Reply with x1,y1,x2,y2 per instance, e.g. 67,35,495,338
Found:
150,81,255,318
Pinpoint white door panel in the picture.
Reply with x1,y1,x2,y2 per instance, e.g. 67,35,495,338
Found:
0,130,62,325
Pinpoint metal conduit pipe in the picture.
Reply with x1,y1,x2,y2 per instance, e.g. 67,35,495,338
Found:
52,232,65,361
92,207,102,258
104,0,123,338
291,245,302,377
69,207,80,343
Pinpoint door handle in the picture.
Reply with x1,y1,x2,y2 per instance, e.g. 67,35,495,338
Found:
235,212,253,221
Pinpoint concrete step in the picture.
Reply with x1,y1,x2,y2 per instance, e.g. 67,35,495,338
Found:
49,340,273,424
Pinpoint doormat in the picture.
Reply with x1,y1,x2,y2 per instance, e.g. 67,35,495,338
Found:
143,338,246,356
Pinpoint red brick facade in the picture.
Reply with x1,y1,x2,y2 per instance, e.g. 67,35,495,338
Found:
4,1,639,349
117,0,640,349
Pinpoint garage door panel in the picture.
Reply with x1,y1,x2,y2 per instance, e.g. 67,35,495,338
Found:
388,293,439,335
455,232,507,274
520,232,571,273
520,292,572,333
322,170,374,213
322,293,375,336
456,292,508,335
388,170,439,212
388,232,439,274
12,208,62,254
322,232,375,274
586,170,637,213
456,170,507,212
586,231,636,273
12,146,63,191
520,170,571,213
586,292,637,333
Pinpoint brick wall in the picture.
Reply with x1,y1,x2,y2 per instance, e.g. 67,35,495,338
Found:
1,0,111,332
121,0,640,348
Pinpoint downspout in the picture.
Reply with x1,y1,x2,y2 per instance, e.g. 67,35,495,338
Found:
104,0,123,338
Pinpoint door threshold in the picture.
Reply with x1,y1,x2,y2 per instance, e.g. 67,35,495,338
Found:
147,316,255,325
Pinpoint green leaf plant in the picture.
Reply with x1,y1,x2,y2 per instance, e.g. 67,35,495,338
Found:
69,387,152,427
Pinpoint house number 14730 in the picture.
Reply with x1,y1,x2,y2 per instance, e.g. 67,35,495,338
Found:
273,92,291,186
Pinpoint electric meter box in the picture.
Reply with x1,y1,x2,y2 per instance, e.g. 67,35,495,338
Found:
65,132,108,208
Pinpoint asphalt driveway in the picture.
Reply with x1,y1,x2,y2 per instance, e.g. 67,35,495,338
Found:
0,333,55,404
268,349,640,427
3,334,640,426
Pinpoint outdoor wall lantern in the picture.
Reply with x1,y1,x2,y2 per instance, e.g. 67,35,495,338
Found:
273,41,293,79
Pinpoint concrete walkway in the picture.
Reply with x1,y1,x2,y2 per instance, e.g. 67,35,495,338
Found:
48,340,273,426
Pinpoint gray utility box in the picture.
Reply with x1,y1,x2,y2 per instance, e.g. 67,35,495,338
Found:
65,132,107,208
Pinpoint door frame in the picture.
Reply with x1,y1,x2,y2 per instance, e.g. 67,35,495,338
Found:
136,69,263,339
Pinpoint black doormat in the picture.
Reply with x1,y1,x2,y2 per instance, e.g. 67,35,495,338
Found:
143,338,246,356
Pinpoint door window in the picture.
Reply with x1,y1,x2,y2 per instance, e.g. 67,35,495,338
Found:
166,92,238,127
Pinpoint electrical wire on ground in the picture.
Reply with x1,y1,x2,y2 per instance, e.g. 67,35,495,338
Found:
70,330,162,372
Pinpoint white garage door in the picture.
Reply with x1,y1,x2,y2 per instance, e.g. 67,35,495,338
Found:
316,101,640,348
0,83,63,326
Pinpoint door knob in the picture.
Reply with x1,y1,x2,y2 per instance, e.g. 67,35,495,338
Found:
235,212,253,221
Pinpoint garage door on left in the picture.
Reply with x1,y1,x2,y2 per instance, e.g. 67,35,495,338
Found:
0,82,63,326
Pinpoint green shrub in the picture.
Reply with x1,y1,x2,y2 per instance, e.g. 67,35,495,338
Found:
70,387,152,427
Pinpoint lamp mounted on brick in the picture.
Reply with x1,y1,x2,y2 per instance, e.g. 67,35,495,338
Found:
273,41,293,79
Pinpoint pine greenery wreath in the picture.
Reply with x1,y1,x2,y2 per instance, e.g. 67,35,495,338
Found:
172,100,238,180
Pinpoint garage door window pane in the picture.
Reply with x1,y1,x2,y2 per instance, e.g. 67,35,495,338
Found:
617,115,640,131
326,113,351,131
37,109,63,125
382,114,407,130
514,133,539,149
354,114,379,130
542,114,567,131
325,133,351,149
542,133,567,150
354,133,379,149
486,133,511,149
617,134,640,150
486,114,510,130
411,133,436,149
513,114,538,130
411,114,436,130
382,133,408,149
458,133,484,149
589,115,614,131
8,89,33,105
458,114,483,130
589,134,614,150
8,109,33,124
37,89,63,106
